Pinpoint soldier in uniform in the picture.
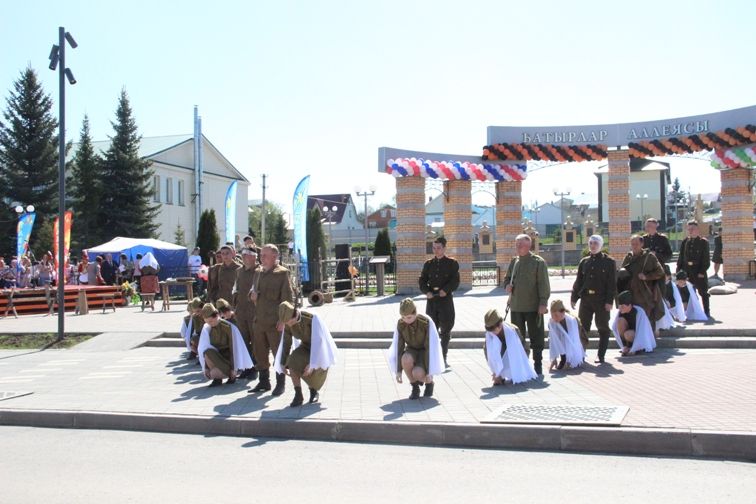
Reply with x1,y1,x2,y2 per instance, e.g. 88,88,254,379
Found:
206,250,222,302
248,244,294,396
243,234,262,257
571,234,616,364
620,235,666,329
676,220,712,318
418,236,460,367
180,297,204,359
215,298,237,325
233,247,259,380
387,298,444,400
210,245,240,304
197,303,253,387
712,227,723,278
642,218,673,273
274,301,338,408
503,234,551,375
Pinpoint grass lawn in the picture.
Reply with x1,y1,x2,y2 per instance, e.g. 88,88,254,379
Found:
0,333,94,350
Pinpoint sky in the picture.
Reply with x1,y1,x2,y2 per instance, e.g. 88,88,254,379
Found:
2,0,755,219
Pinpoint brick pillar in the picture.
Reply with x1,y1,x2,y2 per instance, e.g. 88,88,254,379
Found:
607,149,631,256
444,180,473,290
395,176,426,295
495,180,523,284
720,168,753,280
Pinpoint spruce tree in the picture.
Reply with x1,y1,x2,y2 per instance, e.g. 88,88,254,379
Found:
0,67,60,257
196,209,219,265
99,89,158,240
68,115,103,251
305,207,326,291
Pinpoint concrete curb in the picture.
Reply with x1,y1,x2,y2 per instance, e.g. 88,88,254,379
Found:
1,408,754,462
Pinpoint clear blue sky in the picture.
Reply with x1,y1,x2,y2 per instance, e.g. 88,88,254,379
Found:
3,0,755,218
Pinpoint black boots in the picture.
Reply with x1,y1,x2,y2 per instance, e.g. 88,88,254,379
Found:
423,382,434,398
409,382,421,400
290,386,304,407
272,372,286,396
248,369,271,393
533,349,543,375
557,355,566,370
208,379,222,388
239,368,258,380
309,387,319,404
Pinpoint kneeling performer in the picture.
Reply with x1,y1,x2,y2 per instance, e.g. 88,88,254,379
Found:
198,303,254,387
387,298,444,400
612,291,656,356
274,301,338,407
484,308,537,385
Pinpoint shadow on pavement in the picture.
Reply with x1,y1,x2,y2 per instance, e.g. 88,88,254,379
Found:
617,348,684,366
380,396,439,420
575,362,625,378
479,376,551,399
213,392,275,416
173,380,245,402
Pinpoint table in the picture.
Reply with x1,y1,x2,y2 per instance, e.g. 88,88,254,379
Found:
159,279,195,311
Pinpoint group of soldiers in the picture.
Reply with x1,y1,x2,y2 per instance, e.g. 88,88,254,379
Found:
179,218,716,404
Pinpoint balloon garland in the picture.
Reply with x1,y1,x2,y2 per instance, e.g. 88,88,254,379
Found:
386,158,527,181
628,125,755,158
710,144,756,171
483,143,606,162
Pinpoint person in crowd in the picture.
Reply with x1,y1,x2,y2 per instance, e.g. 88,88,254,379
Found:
274,301,338,407
670,271,707,321
188,247,204,295
180,297,204,359
676,220,712,319
387,298,444,400
612,291,657,356
100,253,117,285
78,253,90,285
619,235,665,331
641,218,673,272
206,250,223,302
712,227,723,278
210,245,240,304
233,247,259,380
503,234,551,375
93,256,106,285
483,308,536,386
133,253,143,289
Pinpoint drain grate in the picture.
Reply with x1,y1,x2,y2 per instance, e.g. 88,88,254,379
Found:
0,391,33,402
484,404,628,426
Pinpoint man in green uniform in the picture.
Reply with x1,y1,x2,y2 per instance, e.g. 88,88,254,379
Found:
503,234,551,375
206,250,222,302
571,234,616,364
249,244,294,396
676,220,712,318
210,245,240,304
198,303,238,387
276,301,337,407
388,298,444,400
419,236,460,367
620,235,666,329
642,218,673,271
233,247,259,380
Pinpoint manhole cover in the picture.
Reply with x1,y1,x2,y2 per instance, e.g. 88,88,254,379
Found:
483,404,628,426
0,391,33,402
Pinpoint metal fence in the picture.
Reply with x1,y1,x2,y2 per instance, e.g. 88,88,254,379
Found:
472,261,500,287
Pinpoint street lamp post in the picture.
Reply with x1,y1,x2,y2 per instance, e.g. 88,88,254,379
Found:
553,188,571,279
355,186,375,294
323,205,338,261
636,193,648,224
48,27,77,342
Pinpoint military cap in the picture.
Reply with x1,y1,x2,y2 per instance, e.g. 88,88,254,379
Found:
399,298,417,316
484,308,503,328
616,291,633,306
215,298,231,311
189,297,203,310
201,303,218,319
278,301,296,324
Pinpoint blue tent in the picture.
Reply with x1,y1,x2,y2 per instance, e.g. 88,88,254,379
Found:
86,237,189,280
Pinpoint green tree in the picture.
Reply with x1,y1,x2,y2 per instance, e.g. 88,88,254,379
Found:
305,207,326,291
99,90,158,240
196,209,219,265
0,67,60,257
373,227,393,273
68,115,104,251
248,201,289,245
174,222,187,247
30,216,55,259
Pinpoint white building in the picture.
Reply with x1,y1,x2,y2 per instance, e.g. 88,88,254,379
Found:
70,134,249,246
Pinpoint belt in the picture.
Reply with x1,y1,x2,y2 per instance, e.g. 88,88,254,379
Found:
432,287,440,291
687,261,694,266
587,289,596,295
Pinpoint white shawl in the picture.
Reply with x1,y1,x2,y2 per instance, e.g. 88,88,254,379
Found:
611,305,657,354
180,317,192,351
684,282,707,321
669,283,687,322
657,299,681,331
547,314,585,368
485,324,537,384
138,252,159,270
197,321,253,375
274,312,338,375
386,315,445,378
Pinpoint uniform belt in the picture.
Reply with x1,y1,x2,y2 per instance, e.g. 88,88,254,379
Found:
687,261,694,265
432,287,440,291
587,289,596,295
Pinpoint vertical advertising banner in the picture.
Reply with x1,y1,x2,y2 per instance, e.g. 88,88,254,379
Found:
225,181,238,245
292,175,310,282
53,211,73,281
16,212,36,258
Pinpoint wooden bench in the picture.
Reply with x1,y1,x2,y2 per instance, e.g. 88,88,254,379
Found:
94,292,117,313
141,293,156,311
1,289,18,318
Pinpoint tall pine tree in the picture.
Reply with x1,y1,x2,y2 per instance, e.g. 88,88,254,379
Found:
0,67,60,257
196,209,219,265
99,90,158,240
68,115,104,251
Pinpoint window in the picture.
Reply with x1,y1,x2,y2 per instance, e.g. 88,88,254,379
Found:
178,180,185,206
166,177,173,205
153,175,161,203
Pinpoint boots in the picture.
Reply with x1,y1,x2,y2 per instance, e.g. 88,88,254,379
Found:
423,382,434,398
557,355,566,370
208,379,222,388
248,369,271,393
271,372,286,396
409,382,421,400
309,387,319,404
290,386,304,407
533,349,543,375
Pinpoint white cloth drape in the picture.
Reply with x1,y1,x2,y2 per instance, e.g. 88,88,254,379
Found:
684,282,708,321
657,300,681,330
611,305,657,354
273,313,338,375
386,315,445,378
180,317,192,351
547,314,585,368
198,322,253,375
485,324,537,384
669,283,687,322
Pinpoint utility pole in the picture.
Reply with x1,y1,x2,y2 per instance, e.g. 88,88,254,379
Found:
260,174,267,244
553,188,571,279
